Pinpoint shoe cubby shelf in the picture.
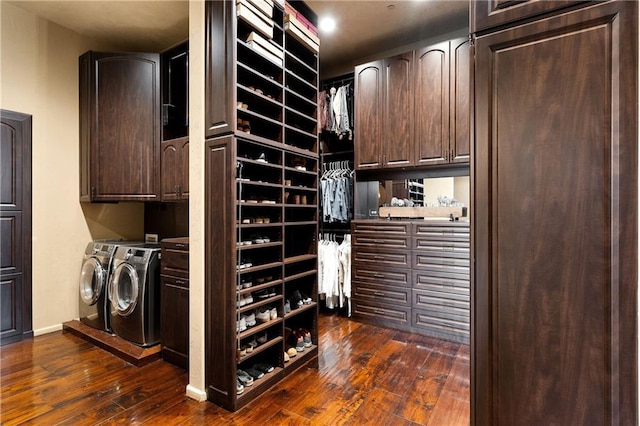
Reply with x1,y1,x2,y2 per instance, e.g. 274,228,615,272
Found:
284,301,317,320
236,366,284,402
237,337,284,365
206,0,319,412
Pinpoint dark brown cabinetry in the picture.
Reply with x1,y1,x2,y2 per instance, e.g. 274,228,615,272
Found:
205,0,319,411
472,1,637,424
354,37,470,171
161,41,189,201
471,0,587,34
354,60,383,169
160,238,189,369
351,220,469,343
79,51,161,202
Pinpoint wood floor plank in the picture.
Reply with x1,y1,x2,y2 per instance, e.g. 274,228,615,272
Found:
0,314,470,425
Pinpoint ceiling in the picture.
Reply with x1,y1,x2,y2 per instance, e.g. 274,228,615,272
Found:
9,0,468,78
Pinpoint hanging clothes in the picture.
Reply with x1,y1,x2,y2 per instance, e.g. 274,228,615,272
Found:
320,161,353,223
320,82,353,140
318,233,351,315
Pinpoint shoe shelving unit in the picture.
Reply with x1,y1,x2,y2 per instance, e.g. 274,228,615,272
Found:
205,0,319,412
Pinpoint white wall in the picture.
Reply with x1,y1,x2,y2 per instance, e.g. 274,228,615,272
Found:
0,2,144,335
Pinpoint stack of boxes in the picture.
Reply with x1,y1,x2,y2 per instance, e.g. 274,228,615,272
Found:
284,2,319,53
237,0,284,66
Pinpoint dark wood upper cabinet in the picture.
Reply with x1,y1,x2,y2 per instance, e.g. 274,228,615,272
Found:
414,41,449,166
354,60,384,170
161,41,189,201
384,52,414,168
472,1,638,425
161,136,189,201
354,38,470,171
450,37,470,163
79,51,161,202
471,0,589,33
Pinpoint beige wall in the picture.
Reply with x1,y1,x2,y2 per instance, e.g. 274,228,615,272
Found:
1,2,144,335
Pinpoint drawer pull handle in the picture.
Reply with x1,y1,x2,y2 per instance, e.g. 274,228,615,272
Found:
374,292,385,297
373,273,385,278
175,280,187,285
374,309,385,315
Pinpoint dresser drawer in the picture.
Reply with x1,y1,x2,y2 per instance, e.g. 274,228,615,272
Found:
412,252,469,278
412,308,469,343
412,290,469,315
161,274,189,289
413,222,469,241
353,266,411,288
353,247,411,268
352,221,411,235
352,299,411,327
413,271,470,297
412,238,470,253
161,238,189,278
352,233,411,250
353,282,411,306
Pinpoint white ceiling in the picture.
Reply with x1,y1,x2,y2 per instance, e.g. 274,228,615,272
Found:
8,0,469,77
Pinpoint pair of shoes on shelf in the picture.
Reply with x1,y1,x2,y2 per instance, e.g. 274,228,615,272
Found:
243,365,264,379
297,328,312,348
256,152,267,163
241,312,256,328
237,293,253,308
256,332,268,345
237,379,245,394
251,235,271,244
255,306,278,323
237,260,253,270
237,101,248,110
255,275,274,284
255,362,274,374
255,287,277,300
237,119,251,133
237,370,254,387
236,316,247,333
253,217,271,224
284,299,291,314
290,290,312,309
288,330,305,352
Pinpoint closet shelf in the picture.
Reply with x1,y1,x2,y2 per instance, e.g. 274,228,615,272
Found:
237,157,283,170
284,302,317,319
283,345,318,371
237,337,284,365
236,179,282,189
238,279,284,296
236,366,284,401
284,221,317,226
238,108,283,127
237,62,284,89
285,88,317,108
284,254,317,264
234,131,282,148
285,50,318,75
284,165,317,175
285,106,317,125
284,124,316,139
237,222,284,229
286,70,316,92
237,39,284,69
237,201,283,207
283,185,318,193
237,317,283,340
236,241,283,252
238,83,284,107
237,294,283,315
285,269,318,282
237,261,283,274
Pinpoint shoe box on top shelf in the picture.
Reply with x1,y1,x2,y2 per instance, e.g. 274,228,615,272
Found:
237,0,274,39
283,2,319,53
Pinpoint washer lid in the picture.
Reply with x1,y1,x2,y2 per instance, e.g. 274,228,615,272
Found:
79,258,104,305
110,263,139,317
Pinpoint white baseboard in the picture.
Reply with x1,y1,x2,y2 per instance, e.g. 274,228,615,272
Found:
186,384,207,402
34,323,63,336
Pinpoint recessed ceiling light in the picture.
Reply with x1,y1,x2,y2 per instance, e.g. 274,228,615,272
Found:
319,16,336,33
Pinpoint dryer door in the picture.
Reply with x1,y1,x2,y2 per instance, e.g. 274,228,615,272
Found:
79,258,104,305
110,263,139,317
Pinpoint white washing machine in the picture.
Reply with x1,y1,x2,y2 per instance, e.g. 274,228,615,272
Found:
79,241,121,332
108,244,162,346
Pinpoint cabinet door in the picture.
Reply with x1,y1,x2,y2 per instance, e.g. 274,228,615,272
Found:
161,140,179,201
354,60,383,170
449,38,470,164
471,0,587,33
161,276,189,369
383,52,413,168
178,138,189,198
414,42,449,166
473,2,637,425
81,52,161,202
205,0,235,138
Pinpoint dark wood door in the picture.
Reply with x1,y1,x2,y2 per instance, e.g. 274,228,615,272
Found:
449,37,470,164
79,51,160,202
354,60,383,170
414,41,449,166
161,136,189,201
473,2,638,425
383,52,413,168
471,0,588,34
0,110,32,345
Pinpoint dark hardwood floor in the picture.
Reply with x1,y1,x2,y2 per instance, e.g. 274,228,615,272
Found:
0,313,469,425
